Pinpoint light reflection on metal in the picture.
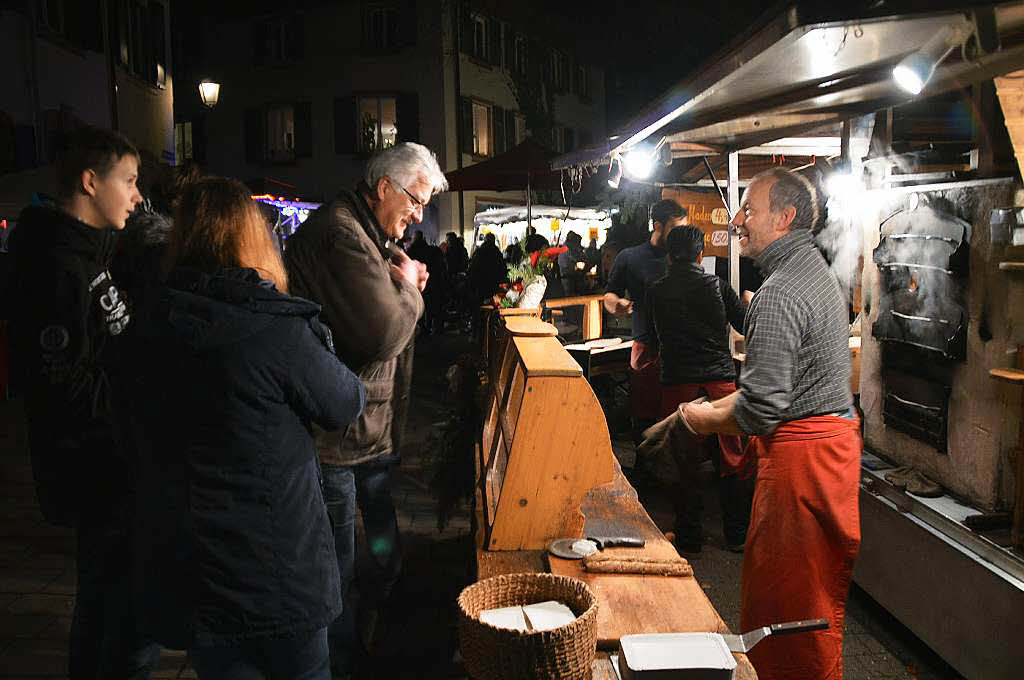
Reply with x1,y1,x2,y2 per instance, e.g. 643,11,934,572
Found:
890,310,951,325
879,262,955,275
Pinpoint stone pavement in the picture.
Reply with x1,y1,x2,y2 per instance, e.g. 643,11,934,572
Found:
0,330,962,678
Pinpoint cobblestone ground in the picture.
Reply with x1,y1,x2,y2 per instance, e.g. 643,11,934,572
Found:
0,330,961,679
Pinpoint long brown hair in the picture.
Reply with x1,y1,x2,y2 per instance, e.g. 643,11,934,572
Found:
169,176,288,292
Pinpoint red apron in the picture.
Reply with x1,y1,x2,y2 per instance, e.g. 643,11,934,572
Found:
659,381,748,477
629,340,662,421
741,415,861,680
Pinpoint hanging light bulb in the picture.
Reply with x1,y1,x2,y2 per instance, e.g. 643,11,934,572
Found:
623,149,654,179
607,156,623,189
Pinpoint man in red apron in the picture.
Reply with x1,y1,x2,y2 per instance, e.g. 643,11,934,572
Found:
683,168,859,680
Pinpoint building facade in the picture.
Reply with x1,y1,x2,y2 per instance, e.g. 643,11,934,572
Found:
0,0,174,228
174,0,606,240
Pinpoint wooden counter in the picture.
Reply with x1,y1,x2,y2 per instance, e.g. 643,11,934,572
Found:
471,314,756,679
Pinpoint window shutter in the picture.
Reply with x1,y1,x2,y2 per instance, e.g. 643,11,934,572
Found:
503,27,514,69
285,14,305,61
149,2,167,86
401,0,418,47
294,102,312,158
66,0,103,52
487,18,501,65
396,93,420,143
334,97,356,154
458,2,472,55
506,109,518,146
244,108,265,163
493,105,505,155
251,20,267,67
460,97,474,154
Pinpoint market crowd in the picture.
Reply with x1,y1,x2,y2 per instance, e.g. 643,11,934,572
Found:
3,124,858,680
4,127,448,680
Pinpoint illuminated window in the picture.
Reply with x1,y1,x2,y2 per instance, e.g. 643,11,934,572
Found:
266,106,295,162
472,102,491,156
358,97,398,152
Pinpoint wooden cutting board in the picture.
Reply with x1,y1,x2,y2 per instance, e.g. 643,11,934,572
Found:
547,465,725,644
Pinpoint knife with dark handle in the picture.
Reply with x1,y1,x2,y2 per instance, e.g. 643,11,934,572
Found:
590,536,646,549
720,618,829,653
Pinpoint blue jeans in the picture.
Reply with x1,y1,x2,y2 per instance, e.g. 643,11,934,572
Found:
190,627,330,680
71,517,162,679
321,455,402,674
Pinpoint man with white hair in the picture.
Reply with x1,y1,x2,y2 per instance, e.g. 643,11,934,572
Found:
284,142,448,677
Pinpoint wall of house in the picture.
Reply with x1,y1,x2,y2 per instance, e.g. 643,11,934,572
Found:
202,3,447,213
857,180,1021,511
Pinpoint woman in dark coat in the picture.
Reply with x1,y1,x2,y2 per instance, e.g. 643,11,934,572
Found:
128,177,365,679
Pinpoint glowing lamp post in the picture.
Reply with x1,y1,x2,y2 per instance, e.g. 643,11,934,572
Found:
198,79,221,108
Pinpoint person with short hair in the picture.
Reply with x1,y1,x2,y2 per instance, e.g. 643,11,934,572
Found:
604,199,687,438
7,125,161,678
683,168,858,680
647,226,751,554
558,231,587,296
284,142,447,677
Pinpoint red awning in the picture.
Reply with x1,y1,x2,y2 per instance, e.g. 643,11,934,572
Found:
444,138,564,192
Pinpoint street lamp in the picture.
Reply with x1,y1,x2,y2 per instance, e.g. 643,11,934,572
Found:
198,79,221,108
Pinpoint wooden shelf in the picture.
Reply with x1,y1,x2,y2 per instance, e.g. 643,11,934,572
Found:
999,261,1024,271
990,368,1024,384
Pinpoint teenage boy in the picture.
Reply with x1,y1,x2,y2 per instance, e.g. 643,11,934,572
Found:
8,126,159,679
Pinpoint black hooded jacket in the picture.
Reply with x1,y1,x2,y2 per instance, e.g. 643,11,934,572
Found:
7,204,132,525
127,266,365,648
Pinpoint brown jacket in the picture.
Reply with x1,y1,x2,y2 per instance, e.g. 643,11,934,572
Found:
285,187,423,466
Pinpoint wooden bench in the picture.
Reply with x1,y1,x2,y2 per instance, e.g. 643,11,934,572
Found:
471,314,756,678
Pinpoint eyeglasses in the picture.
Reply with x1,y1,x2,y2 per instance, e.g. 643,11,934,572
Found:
390,178,428,212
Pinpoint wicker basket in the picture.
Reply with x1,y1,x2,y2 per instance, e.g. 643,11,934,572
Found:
457,573,598,679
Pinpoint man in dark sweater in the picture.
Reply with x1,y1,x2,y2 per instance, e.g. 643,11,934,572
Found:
647,226,752,554
604,199,687,437
7,126,159,678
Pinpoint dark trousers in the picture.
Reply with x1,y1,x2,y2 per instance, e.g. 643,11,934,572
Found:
674,451,755,547
660,381,754,548
190,627,330,680
71,517,161,680
322,455,402,674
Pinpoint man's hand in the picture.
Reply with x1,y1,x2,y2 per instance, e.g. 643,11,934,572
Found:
390,248,425,291
614,298,633,316
741,290,754,305
682,399,713,435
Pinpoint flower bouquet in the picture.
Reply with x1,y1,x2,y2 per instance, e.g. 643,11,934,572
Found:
491,245,568,308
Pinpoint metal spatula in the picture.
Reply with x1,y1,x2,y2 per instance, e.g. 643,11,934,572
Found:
719,618,829,653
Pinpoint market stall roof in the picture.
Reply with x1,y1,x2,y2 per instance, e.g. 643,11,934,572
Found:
474,205,609,228
552,1,1024,169
445,138,564,192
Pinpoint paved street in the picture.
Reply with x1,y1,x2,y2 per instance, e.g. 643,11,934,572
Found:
0,330,961,678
